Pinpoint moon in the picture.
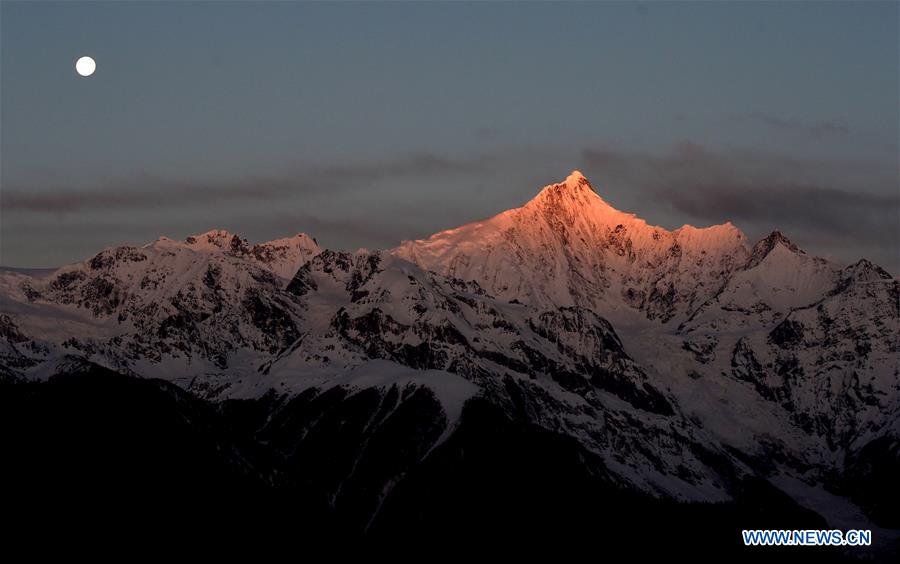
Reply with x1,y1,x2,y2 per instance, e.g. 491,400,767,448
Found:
75,56,96,77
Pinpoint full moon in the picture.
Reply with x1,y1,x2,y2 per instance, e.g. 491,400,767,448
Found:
75,56,96,77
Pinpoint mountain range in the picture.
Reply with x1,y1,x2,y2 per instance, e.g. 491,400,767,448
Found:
2,172,897,558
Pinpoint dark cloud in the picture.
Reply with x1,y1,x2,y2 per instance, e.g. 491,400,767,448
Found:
1,153,496,214
582,144,898,271
735,112,850,138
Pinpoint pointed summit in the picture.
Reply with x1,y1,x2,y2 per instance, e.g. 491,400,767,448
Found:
526,171,621,219
751,230,788,253
747,230,804,267
841,259,892,282
565,170,590,189
534,170,595,196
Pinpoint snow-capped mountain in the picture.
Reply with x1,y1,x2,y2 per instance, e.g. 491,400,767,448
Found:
0,230,319,379
393,171,752,323
393,173,898,505
2,172,897,555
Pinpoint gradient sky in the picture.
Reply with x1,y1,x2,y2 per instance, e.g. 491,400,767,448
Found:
2,1,898,271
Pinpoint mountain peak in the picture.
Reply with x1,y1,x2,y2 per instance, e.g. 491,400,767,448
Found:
565,170,589,188
526,171,622,218
558,170,597,196
746,230,805,268
537,170,596,194
761,230,802,253
842,258,892,282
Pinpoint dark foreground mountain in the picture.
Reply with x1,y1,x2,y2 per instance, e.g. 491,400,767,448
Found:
1,363,856,561
1,172,897,558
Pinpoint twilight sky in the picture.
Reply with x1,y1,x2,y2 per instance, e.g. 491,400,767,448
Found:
1,1,898,271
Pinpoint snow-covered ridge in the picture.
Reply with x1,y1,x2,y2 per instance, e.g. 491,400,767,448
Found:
151,229,321,279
